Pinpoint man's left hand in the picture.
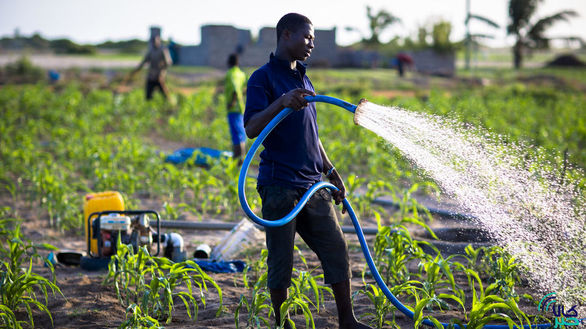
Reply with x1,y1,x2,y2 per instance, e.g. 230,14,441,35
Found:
328,171,347,214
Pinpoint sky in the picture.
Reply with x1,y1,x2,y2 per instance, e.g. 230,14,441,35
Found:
1,0,585,48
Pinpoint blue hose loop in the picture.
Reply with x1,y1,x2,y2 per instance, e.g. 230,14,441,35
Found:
237,95,551,329
237,95,355,228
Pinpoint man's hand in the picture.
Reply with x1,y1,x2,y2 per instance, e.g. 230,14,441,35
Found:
328,170,347,214
281,88,315,111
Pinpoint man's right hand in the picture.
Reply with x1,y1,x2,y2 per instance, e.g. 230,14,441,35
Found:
281,88,316,111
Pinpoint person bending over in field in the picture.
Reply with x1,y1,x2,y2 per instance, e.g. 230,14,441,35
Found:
243,13,373,329
131,35,172,100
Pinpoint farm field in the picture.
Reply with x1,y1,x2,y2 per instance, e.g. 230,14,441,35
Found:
1,61,585,328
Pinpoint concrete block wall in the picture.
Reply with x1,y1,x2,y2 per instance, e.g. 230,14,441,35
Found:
410,49,456,77
176,25,341,68
169,25,455,71
304,28,337,67
198,25,252,67
177,46,207,66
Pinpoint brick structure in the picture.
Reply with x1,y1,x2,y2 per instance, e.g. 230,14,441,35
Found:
163,25,454,72
176,24,340,68
410,49,456,77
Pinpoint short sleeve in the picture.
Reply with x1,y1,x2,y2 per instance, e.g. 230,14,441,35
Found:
244,69,272,126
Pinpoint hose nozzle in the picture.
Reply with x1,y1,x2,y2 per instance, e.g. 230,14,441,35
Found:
353,98,370,125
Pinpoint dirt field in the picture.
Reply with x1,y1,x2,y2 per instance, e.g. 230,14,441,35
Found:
16,199,549,329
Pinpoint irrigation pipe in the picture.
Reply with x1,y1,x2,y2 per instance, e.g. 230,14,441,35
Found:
159,220,379,235
237,95,551,329
372,198,477,222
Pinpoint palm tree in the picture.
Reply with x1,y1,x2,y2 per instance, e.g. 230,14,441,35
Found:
507,0,579,69
465,0,500,70
366,6,401,45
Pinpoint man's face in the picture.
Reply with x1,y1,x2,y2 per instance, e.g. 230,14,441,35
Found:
286,23,315,61
153,36,161,48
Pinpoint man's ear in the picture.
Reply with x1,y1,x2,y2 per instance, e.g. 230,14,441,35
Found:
281,29,291,41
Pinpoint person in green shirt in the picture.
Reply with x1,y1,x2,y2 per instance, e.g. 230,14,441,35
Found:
224,53,247,163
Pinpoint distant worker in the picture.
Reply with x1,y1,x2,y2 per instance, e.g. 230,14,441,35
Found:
393,52,414,77
130,35,172,100
224,53,247,163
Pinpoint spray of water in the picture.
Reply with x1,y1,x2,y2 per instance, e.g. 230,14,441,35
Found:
354,100,586,309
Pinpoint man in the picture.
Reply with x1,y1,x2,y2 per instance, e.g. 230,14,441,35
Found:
244,13,372,329
131,35,172,100
224,53,247,163
394,52,414,77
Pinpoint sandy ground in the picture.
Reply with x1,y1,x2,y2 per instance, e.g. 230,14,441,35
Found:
0,54,140,70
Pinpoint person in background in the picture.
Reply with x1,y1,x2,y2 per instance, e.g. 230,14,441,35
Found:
224,53,247,163
243,13,372,329
393,52,414,77
130,35,172,100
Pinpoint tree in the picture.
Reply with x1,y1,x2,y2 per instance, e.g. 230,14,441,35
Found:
507,0,579,69
432,21,453,52
464,0,500,69
366,6,401,45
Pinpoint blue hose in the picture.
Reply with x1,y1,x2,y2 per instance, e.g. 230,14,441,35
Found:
237,95,551,329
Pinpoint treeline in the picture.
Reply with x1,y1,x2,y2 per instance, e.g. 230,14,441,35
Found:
0,33,148,54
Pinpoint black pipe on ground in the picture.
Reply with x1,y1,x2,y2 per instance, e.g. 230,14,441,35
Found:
159,198,474,236
159,220,379,235
371,198,476,221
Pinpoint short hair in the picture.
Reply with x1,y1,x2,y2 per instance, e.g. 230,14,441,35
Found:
276,13,312,42
227,53,238,67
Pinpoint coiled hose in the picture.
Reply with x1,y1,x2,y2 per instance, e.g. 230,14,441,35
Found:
237,95,551,329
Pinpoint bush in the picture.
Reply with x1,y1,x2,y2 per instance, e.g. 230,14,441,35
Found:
1,56,45,84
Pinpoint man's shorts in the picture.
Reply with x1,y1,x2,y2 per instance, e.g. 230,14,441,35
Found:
227,112,246,146
257,184,351,290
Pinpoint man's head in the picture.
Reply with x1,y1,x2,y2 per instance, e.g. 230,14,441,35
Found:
227,54,239,68
152,35,161,49
276,13,314,61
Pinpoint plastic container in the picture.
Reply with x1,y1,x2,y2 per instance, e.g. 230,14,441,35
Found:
211,218,264,261
83,191,125,255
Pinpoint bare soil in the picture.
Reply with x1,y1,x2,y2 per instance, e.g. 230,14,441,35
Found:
13,196,548,329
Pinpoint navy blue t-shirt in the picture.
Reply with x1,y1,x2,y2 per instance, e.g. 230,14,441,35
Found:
244,54,323,188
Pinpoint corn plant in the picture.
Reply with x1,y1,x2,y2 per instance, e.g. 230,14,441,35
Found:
0,221,63,329
462,267,532,328
235,272,273,328
415,253,466,306
463,244,487,274
242,249,268,289
288,267,333,315
372,222,433,285
412,287,466,328
0,304,21,329
357,283,399,329
278,294,315,329
235,249,272,328
104,237,223,324
482,247,525,299
119,303,162,329
393,183,438,236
